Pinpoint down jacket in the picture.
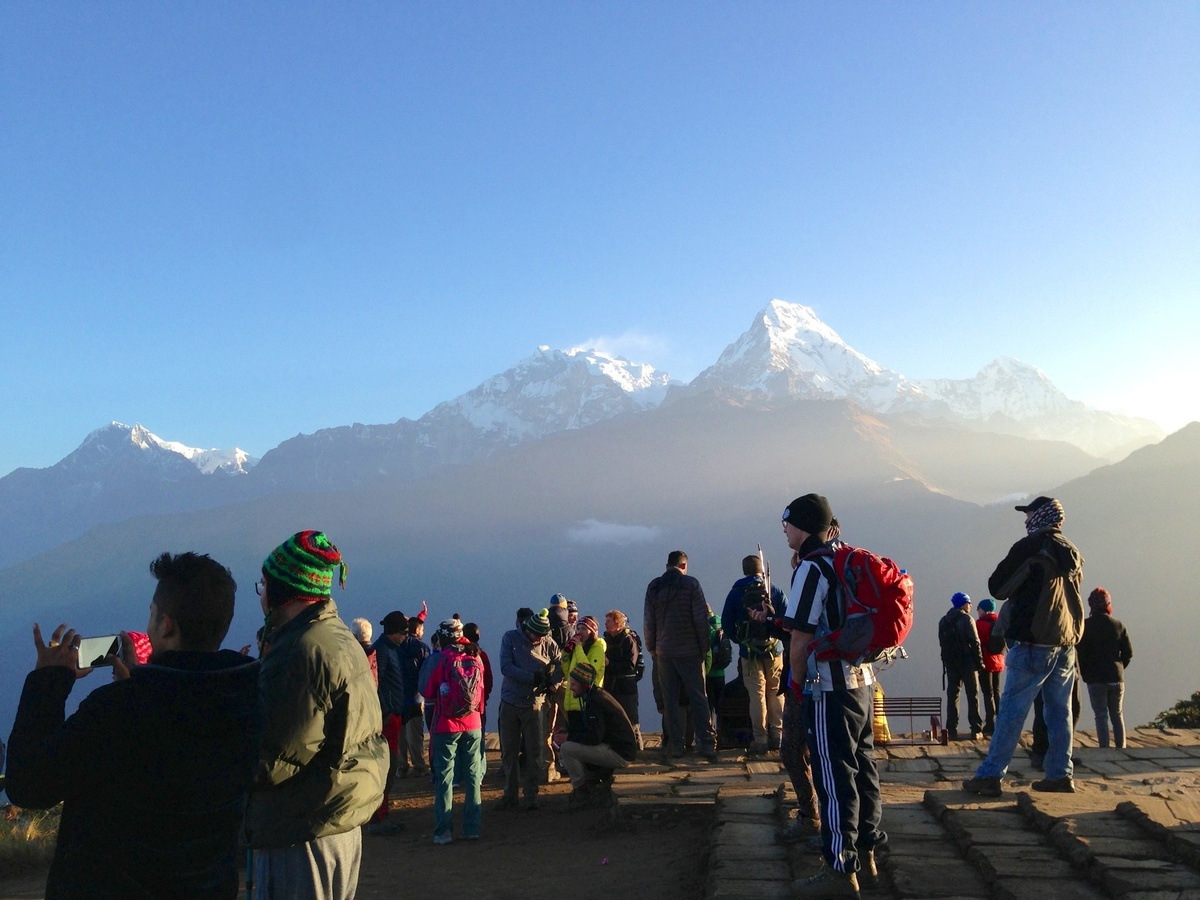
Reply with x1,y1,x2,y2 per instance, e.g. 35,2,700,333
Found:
644,567,709,658
244,599,388,848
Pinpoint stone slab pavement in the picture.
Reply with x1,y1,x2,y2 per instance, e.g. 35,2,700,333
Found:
616,727,1200,898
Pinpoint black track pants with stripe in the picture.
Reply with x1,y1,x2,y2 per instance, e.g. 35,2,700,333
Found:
806,685,886,874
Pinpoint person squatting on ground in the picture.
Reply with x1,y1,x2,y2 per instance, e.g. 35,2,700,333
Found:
368,610,409,835
782,494,885,899
496,607,562,810
559,661,638,810
1077,586,1133,749
644,550,717,760
6,552,260,900
721,554,787,754
938,592,985,741
244,531,388,900
604,609,643,750
964,496,1085,798
421,617,486,844
974,598,1005,735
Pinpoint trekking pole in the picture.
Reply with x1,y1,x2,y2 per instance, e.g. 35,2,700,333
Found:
757,543,771,598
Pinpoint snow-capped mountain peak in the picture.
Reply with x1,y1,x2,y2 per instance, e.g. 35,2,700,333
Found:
690,299,920,407
63,422,256,476
424,346,674,443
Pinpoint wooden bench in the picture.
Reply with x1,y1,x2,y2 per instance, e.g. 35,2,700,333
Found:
873,695,946,746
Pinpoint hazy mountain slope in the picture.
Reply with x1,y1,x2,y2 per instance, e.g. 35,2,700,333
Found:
3,400,1188,738
250,346,673,491
0,423,254,568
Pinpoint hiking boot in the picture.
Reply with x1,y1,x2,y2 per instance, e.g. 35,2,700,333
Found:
776,815,821,844
859,850,878,888
791,862,860,899
1032,776,1075,793
493,796,518,811
567,785,592,811
962,775,1002,797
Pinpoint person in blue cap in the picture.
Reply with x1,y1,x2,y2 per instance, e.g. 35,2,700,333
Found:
938,592,985,741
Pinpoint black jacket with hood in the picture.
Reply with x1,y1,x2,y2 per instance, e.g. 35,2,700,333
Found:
6,650,260,900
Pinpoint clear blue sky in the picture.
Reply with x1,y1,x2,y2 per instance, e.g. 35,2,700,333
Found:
2,3,1197,476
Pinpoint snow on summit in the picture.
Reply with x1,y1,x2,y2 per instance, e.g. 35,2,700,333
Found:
425,345,673,442
66,422,256,475
691,299,923,407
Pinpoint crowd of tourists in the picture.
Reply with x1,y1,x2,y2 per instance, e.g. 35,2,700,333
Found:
2,486,1135,900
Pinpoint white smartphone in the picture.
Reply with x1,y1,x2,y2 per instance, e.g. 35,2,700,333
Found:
76,634,121,668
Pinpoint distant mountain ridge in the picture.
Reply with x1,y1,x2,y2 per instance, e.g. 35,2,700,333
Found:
251,346,673,489
0,301,1167,567
689,300,1162,457
58,422,258,476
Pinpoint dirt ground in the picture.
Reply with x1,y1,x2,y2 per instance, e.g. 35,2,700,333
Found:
358,759,711,900
0,753,712,900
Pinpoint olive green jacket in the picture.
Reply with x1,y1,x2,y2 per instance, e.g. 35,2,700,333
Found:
244,599,388,848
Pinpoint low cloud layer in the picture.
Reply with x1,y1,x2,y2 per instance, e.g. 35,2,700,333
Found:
567,519,662,547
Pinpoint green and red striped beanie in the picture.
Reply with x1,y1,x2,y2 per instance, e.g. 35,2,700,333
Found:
262,530,347,604
570,660,597,688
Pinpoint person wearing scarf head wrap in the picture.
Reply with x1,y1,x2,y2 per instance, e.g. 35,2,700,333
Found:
964,498,1084,799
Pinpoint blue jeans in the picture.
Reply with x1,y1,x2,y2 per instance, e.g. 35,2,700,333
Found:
431,730,483,839
1086,682,1126,748
976,642,1075,781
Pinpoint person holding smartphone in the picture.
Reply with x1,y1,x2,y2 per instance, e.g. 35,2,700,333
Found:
5,552,260,900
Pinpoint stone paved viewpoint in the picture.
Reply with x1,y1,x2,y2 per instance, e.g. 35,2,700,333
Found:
606,727,1200,899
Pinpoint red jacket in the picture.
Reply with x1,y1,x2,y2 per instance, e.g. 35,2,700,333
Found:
975,613,1005,673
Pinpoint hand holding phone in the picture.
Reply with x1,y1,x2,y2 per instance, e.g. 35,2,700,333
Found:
76,634,121,668
33,623,94,678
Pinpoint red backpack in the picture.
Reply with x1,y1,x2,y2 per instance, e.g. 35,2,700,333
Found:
804,545,914,665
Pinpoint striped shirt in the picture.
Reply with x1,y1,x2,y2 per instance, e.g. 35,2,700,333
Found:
783,558,875,692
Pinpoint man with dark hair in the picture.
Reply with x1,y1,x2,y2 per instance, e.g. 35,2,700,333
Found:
396,609,432,779
244,531,388,900
368,610,408,835
782,494,884,899
6,551,260,899
644,550,717,760
964,496,1085,798
722,554,787,754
